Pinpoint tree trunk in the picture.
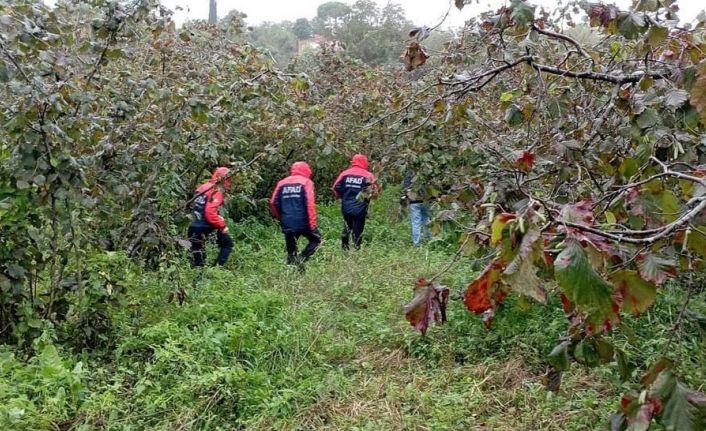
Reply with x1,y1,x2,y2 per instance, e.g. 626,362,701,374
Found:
208,0,218,24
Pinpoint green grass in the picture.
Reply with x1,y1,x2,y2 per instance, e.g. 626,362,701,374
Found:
1,192,705,430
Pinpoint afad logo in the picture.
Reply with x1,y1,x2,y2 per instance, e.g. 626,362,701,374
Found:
345,176,364,185
283,185,302,194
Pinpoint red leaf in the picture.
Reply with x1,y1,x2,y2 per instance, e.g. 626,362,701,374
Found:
636,253,676,285
560,199,595,225
514,150,535,173
403,279,450,335
464,260,506,328
402,41,428,71
560,293,575,314
621,393,636,411
611,270,657,316
642,358,674,386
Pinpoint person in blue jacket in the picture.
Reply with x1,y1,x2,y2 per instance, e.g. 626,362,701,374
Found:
270,161,321,269
332,154,380,250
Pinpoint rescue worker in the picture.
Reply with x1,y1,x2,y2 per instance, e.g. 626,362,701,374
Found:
332,154,380,250
270,161,321,269
188,167,233,267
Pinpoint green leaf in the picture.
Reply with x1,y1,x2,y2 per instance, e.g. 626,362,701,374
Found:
555,240,618,331
646,24,668,47
635,0,659,12
650,369,706,431
574,338,601,366
611,270,657,316
635,108,659,129
504,104,524,126
689,61,706,126
503,257,547,303
0,63,9,82
491,213,516,245
665,89,689,111
510,0,536,28
658,189,680,223
615,348,631,381
500,90,515,103
620,157,639,178
503,228,547,303
686,226,706,258
618,12,647,39
548,340,571,371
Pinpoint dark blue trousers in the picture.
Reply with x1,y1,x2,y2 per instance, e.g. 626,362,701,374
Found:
187,225,233,267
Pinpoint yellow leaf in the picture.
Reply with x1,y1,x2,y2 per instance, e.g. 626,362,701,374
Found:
491,214,516,246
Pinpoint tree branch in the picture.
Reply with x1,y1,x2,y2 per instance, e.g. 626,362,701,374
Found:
531,23,591,60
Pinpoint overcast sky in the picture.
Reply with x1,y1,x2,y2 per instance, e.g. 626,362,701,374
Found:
159,0,704,28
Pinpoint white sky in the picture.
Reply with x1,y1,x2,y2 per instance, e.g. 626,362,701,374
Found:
159,0,704,28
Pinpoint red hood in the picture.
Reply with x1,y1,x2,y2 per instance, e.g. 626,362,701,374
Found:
210,167,230,182
290,161,312,178
351,154,369,170
210,167,231,190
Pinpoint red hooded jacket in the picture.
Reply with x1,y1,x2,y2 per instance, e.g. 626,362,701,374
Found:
270,162,317,232
191,167,230,230
332,154,379,216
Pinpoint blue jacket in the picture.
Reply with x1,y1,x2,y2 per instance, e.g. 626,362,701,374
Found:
333,154,379,217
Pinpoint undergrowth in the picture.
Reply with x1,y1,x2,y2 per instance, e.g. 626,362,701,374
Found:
1,191,704,430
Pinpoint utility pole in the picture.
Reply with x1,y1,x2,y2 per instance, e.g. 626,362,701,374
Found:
208,0,218,24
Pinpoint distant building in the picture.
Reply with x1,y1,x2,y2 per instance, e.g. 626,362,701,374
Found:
297,34,328,54
297,34,344,54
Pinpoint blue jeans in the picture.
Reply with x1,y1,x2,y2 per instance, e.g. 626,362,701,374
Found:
409,202,430,246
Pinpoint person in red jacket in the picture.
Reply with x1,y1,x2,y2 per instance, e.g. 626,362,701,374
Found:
270,161,321,268
188,167,233,267
332,154,380,250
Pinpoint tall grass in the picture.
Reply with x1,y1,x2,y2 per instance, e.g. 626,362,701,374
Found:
1,191,704,430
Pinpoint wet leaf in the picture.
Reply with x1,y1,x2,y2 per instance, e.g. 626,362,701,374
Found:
555,240,619,332
560,200,594,225
403,278,450,335
637,253,676,285
664,89,689,111
650,368,706,431
491,213,516,245
504,104,523,126
548,340,571,371
503,228,546,303
611,270,657,316
689,61,706,125
514,150,535,173
510,0,535,28
635,108,659,129
402,41,428,71
464,260,506,327
646,24,668,47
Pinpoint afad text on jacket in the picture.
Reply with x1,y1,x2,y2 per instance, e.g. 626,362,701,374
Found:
332,154,379,216
270,162,317,233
